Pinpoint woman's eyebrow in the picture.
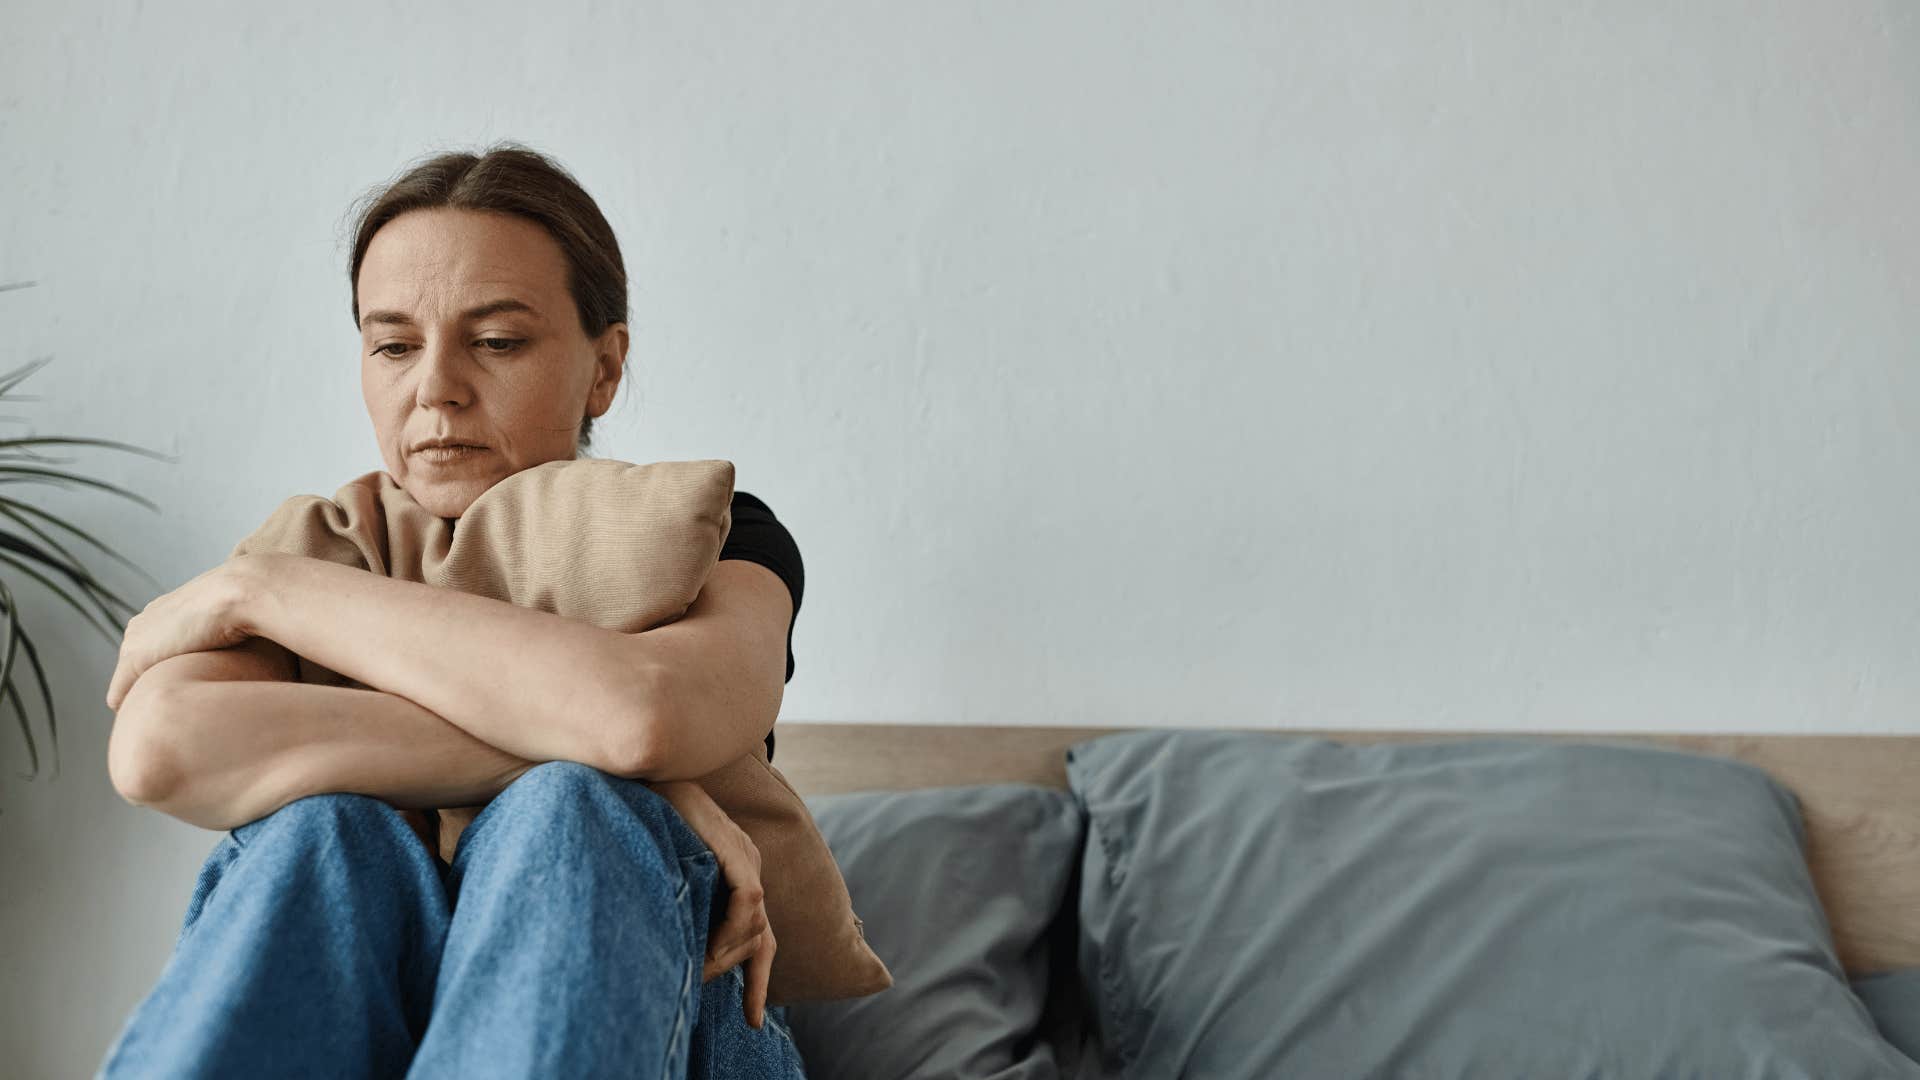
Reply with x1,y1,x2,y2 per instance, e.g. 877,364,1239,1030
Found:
360,298,542,330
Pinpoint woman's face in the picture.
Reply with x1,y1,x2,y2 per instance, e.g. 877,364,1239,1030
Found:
356,207,626,518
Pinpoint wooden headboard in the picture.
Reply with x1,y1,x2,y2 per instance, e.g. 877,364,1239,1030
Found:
773,722,1920,976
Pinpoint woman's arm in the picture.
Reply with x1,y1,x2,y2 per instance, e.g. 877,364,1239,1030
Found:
109,644,536,832
233,553,666,777
232,553,790,782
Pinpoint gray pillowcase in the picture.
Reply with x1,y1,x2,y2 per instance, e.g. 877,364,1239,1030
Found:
1855,969,1920,1065
785,783,1086,1080
1066,730,1920,1079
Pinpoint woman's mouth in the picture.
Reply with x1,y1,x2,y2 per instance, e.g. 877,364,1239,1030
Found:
415,445,489,464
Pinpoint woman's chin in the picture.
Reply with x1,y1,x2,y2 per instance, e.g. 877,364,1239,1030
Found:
402,475,494,519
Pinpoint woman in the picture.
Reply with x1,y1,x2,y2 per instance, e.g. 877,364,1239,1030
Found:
97,143,809,1079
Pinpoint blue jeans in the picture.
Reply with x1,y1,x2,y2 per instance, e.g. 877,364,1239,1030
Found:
97,761,808,1079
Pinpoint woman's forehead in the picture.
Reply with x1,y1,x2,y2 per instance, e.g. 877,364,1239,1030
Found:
359,296,549,333
359,209,568,322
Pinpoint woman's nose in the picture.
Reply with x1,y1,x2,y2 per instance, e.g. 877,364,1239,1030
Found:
413,339,474,409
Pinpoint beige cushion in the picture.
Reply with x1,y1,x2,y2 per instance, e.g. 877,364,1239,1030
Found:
226,457,892,1004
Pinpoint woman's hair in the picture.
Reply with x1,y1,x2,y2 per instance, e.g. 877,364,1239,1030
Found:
343,140,629,454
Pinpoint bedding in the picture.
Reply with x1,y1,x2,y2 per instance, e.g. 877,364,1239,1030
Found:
223,457,890,1004
786,783,1086,1079
1062,729,1920,1079
1854,969,1920,1065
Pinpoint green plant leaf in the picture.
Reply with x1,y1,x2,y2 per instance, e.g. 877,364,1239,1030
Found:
0,356,55,399
0,464,161,513
14,625,58,780
0,436,177,463
0,528,142,627
0,503,122,596
0,548,122,644
0,522,143,614
0,571,19,702
0,577,34,779
0,310,163,781
3,677,36,781
0,495,166,592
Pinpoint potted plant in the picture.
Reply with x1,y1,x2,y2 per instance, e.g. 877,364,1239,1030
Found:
2,279,174,783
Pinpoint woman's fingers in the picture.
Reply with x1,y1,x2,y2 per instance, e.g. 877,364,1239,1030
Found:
744,923,776,1029
706,834,764,961
715,931,760,968
710,879,765,960
653,778,772,1002
703,921,767,984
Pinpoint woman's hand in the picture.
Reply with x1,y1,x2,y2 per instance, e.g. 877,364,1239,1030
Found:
105,554,276,711
649,778,777,1029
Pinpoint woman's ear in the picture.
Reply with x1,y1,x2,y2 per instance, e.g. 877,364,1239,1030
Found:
586,323,628,417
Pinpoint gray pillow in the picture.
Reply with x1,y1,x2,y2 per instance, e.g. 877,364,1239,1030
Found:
1066,730,1920,1079
785,783,1086,1080
1855,970,1920,1064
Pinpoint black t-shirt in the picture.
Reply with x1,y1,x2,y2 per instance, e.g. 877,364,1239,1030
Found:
717,490,802,764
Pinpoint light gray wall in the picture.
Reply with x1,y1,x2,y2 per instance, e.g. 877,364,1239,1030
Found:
4,1,1916,1072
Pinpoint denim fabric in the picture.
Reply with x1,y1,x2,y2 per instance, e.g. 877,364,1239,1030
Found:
97,761,807,1079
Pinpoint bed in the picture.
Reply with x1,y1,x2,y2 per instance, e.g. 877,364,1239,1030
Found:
772,722,1920,1078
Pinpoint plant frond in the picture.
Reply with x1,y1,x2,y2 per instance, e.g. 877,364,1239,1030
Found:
0,357,55,399
0,579,34,779
0,497,166,591
13,626,57,780
3,676,36,780
0,436,177,464
0,554,137,640
0,549,122,643
0,334,164,780
0,528,142,625
0,576,18,729
0,507,100,588
0,464,161,513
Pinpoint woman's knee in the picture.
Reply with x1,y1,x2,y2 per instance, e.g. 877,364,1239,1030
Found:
234,791,412,851
480,761,685,850
496,760,659,812
507,759,613,793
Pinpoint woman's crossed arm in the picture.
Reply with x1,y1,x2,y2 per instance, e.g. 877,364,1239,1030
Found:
108,637,535,833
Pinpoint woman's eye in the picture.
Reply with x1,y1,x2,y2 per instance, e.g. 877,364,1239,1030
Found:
370,339,523,358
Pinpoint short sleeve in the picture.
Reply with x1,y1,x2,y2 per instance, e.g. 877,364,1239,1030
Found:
717,490,803,763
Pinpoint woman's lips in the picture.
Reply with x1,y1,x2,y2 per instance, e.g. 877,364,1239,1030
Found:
415,444,489,464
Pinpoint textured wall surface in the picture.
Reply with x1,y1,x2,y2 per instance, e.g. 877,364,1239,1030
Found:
3,1,1916,1072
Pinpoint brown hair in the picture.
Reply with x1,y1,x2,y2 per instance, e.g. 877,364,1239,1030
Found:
343,140,628,454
